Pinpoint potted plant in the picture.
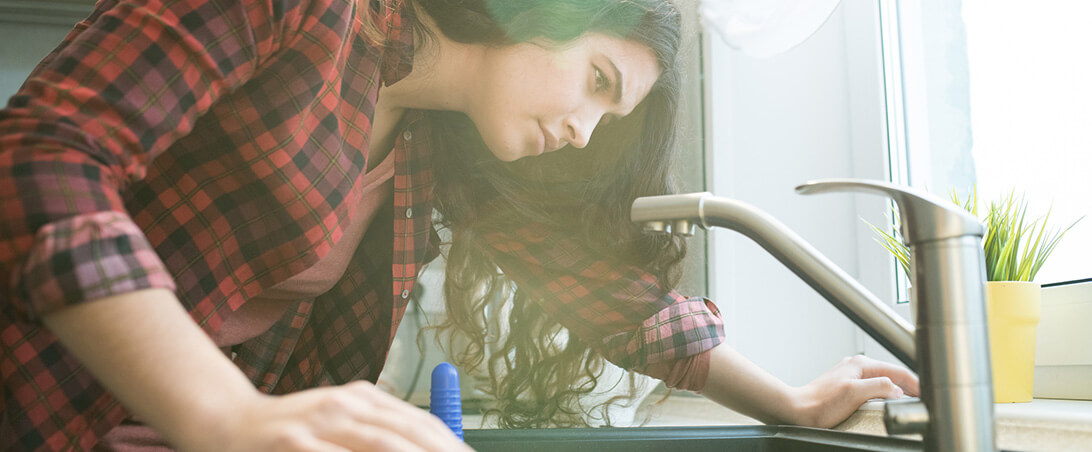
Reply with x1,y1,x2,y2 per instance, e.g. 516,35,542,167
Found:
867,189,1081,403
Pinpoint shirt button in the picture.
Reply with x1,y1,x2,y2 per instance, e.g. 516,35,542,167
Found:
402,130,412,141
401,289,410,299
405,208,413,218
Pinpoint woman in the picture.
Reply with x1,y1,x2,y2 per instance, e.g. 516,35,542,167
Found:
0,0,919,450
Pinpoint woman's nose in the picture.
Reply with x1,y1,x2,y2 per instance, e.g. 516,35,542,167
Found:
562,113,596,149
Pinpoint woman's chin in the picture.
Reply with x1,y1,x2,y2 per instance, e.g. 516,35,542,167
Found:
488,146,536,162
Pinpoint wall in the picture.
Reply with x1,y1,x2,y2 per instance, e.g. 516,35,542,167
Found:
0,2,88,97
703,1,904,387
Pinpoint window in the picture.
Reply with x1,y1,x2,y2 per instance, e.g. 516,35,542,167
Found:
882,0,1091,284
703,1,900,383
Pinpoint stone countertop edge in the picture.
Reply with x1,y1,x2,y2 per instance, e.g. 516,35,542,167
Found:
838,398,1092,452
464,396,1092,451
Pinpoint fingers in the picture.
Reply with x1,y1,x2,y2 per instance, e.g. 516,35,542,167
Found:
861,362,920,397
229,383,472,452
334,381,472,452
315,422,428,452
844,355,921,397
268,426,353,452
335,409,461,452
854,376,904,401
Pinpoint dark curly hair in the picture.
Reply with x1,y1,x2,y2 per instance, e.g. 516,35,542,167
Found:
399,0,687,428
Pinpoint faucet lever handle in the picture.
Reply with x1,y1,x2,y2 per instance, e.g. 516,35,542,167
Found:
795,179,983,245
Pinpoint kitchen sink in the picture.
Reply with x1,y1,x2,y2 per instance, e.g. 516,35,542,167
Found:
463,425,927,451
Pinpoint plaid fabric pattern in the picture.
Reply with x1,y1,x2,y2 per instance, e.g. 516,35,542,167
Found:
0,0,724,449
483,224,725,370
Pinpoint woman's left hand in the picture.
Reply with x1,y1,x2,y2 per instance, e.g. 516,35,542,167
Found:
788,355,920,429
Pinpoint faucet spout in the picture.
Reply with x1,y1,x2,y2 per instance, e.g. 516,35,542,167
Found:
631,192,916,368
634,180,997,451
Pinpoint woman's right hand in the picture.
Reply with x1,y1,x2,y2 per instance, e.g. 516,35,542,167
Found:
194,380,473,452
40,289,467,451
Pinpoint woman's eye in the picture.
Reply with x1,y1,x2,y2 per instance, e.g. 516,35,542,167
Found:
594,66,611,93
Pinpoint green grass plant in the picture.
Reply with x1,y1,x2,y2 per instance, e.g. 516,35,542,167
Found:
866,188,1081,282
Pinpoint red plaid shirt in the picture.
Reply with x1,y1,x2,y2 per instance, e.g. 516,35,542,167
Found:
0,0,724,449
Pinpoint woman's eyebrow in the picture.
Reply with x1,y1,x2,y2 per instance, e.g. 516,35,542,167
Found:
607,57,624,105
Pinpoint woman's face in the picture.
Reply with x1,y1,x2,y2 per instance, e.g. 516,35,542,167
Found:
467,33,660,161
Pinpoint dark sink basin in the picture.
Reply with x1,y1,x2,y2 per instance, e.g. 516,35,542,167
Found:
463,425,924,451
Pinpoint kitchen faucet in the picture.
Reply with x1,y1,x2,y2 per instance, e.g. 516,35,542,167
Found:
631,179,996,451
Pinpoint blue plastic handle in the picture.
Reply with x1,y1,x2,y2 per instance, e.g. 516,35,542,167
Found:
429,362,463,440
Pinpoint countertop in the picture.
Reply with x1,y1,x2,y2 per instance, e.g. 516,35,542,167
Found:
839,397,1092,451
463,395,1092,451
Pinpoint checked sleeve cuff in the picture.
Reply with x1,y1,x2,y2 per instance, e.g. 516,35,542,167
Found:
598,297,725,371
11,211,176,321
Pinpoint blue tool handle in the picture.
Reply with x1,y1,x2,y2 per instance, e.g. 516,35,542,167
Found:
429,362,463,440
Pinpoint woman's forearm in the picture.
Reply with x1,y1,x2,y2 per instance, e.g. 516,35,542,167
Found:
41,288,259,450
701,344,918,429
700,343,799,425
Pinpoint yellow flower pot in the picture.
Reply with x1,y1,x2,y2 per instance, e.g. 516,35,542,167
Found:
986,281,1041,403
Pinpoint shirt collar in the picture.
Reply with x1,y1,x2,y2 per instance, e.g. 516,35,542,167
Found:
375,0,416,86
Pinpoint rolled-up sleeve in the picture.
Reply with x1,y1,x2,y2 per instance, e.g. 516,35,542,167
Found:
0,0,306,321
16,211,174,319
483,223,726,371
599,297,724,369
